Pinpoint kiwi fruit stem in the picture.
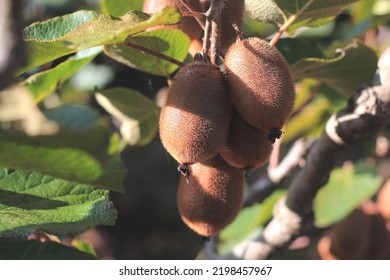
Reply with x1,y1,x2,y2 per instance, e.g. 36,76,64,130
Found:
201,0,224,64
178,0,205,30
201,0,245,52
269,0,316,47
223,2,245,42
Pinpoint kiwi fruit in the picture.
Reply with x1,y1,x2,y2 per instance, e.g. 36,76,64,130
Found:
220,112,273,170
377,179,390,222
159,61,231,165
143,0,204,55
177,155,245,237
365,213,390,259
328,208,371,259
224,37,295,133
317,234,337,260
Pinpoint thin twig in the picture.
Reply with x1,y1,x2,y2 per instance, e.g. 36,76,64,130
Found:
124,42,185,68
269,0,316,47
178,0,205,30
268,134,283,170
201,8,211,55
209,0,222,64
223,0,245,41
181,11,205,24
268,138,315,184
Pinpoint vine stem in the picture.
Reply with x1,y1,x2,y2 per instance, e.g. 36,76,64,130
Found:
209,0,222,64
201,10,211,55
268,132,283,170
124,42,185,68
269,0,316,47
178,0,205,30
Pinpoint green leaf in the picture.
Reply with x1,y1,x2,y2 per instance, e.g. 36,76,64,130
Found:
0,105,125,192
314,162,382,228
278,39,378,96
24,10,99,41
351,0,375,22
0,169,117,238
20,8,181,74
218,190,286,254
72,239,98,258
104,29,190,76
245,0,359,34
284,96,330,142
22,47,102,103
101,0,144,16
96,87,160,146
0,240,96,260
318,83,348,112
276,38,323,65
44,104,100,130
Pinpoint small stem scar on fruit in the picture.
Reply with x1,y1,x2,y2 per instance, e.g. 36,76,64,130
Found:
124,42,185,68
177,163,191,183
269,0,316,47
268,128,283,144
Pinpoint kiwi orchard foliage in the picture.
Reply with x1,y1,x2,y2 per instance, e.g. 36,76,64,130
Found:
2,0,385,260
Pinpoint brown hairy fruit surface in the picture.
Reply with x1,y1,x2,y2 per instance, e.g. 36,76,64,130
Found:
199,0,244,52
220,112,273,170
143,0,203,55
177,155,245,237
365,213,390,259
224,37,295,131
377,179,390,222
159,62,231,164
329,208,371,259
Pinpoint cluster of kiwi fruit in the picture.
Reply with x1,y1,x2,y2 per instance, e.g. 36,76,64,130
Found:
145,0,295,238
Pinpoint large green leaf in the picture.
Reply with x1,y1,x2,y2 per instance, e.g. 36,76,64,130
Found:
314,162,382,228
44,104,101,130
104,29,190,76
245,0,359,34
0,105,125,192
22,47,102,103
0,169,117,238
20,8,181,74
0,240,96,260
218,190,286,254
284,96,330,142
96,87,160,146
278,39,378,96
101,0,144,16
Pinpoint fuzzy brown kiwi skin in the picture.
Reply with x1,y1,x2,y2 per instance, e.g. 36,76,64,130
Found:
224,37,295,132
143,0,203,55
329,208,371,259
159,61,231,165
220,112,273,171
177,155,245,237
